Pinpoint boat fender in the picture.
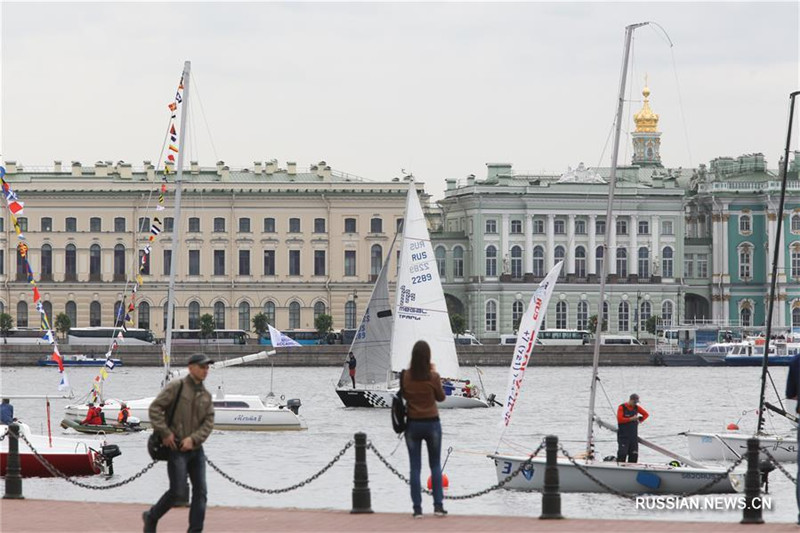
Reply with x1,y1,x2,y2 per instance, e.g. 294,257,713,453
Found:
427,474,449,489
668,460,681,467
128,416,141,426
726,423,739,431
602,455,616,462
635,471,661,490
287,398,302,415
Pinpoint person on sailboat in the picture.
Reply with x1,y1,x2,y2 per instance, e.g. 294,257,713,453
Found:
81,403,103,426
616,393,649,463
117,402,131,425
143,353,215,533
347,352,357,389
784,352,800,523
403,341,447,518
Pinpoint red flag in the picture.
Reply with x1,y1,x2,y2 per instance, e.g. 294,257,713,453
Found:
33,286,41,302
170,125,177,135
168,102,177,111
8,201,24,214
167,154,175,162
52,351,64,372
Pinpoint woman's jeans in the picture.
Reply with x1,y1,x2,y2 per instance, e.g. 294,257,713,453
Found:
405,419,443,512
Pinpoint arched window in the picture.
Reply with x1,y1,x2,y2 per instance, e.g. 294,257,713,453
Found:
571,246,585,278
662,246,674,278
485,246,497,277
738,245,752,280
596,246,604,276
314,301,326,320
65,301,77,328
188,301,200,329
90,301,101,327
577,301,588,330
740,306,752,327
793,306,800,329
16,301,28,327
532,246,545,277
40,244,53,279
114,244,126,280
638,247,649,278
238,302,251,331
163,302,175,331
661,300,674,326
792,246,800,279
214,302,225,329
264,301,276,325
485,300,497,332
65,244,77,280
452,246,464,278
370,244,383,278
90,244,102,280
512,301,524,330
556,301,568,329
113,300,124,327
138,302,150,330
435,246,446,277
640,301,651,333
345,301,356,329
739,214,751,234
289,301,301,329
42,301,53,328
792,214,800,233
616,248,628,277
510,246,523,278
618,301,629,332
554,246,565,279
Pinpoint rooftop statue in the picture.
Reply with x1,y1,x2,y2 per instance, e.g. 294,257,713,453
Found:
557,162,606,184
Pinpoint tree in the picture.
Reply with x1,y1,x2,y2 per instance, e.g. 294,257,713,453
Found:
645,315,660,336
588,314,607,335
450,313,466,337
55,312,72,340
199,314,215,343
252,312,269,341
0,313,12,344
315,313,333,342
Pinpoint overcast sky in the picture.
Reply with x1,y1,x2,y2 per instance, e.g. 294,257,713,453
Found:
1,2,798,198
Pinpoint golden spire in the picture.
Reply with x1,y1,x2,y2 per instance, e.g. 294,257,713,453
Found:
633,75,659,133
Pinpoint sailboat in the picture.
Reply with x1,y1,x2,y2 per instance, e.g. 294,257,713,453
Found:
685,90,800,462
63,61,306,432
489,23,743,494
335,180,493,408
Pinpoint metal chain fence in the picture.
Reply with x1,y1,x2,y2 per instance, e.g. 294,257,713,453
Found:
207,440,354,494
367,439,546,500
760,447,797,485
0,428,8,442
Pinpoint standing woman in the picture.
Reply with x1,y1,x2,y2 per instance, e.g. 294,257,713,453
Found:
403,340,447,518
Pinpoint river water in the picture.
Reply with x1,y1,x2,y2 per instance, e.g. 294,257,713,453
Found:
1,364,797,523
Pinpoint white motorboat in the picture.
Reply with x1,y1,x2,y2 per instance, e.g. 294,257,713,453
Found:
685,430,796,463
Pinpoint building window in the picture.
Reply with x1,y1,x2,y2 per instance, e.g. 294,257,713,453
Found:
511,246,523,278
638,247,649,278
684,254,694,278
314,250,326,276
163,303,175,331
66,301,77,328
793,306,800,329
596,246,604,275
575,219,586,235
554,245,565,266
616,248,627,277
485,300,497,332
533,246,545,277
16,301,28,328
264,217,275,233
485,246,497,277
510,220,523,234
396,218,404,232
512,301,524,330
662,246,674,278
114,217,126,232
264,250,275,275
289,218,301,233
640,301,651,333
213,217,225,233
164,217,174,233
314,301,326,320
740,305,752,327
189,249,200,276
40,244,53,279
188,217,200,232
138,217,150,233
289,250,301,276
371,244,383,277
602,302,609,331
214,302,225,329
792,215,800,234
344,250,356,276
188,301,201,329
453,246,464,278
41,217,52,232
89,244,101,279
556,301,568,329
65,217,77,232
139,249,150,275
344,218,357,233
435,246,446,277
739,214,752,234
661,300,674,326
738,245,752,280
239,250,250,276
239,302,251,331
370,217,383,233
577,301,588,330
575,246,586,277
532,219,544,234
792,248,800,279
89,217,101,232
264,302,276,325
288,302,301,329
618,301,629,332
239,218,251,233
616,219,628,236
697,254,709,278
661,220,674,235
64,244,77,279
485,220,497,234
17,217,27,232
638,220,650,235
554,219,566,234
213,250,225,276
314,218,326,233
114,244,126,280
90,301,101,327
163,250,172,276
345,301,357,329
595,219,606,236
113,300,124,327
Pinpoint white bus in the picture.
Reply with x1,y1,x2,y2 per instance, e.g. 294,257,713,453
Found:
171,329,250,345
68,327,156,345
537,329,590,346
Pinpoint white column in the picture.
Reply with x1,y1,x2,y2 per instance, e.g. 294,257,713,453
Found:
651,215,660,276
567,214,576,274
608,215,617,275
778,213,787,283
546,214,555,270
524,215,533,274
721,215,729,281
631,214,639,276
588,215,597,275
768,212,777,284
501,213,510,263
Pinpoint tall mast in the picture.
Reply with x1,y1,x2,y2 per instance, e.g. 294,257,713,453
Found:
756,91,799,433
585,23,648,458
164,60,191,383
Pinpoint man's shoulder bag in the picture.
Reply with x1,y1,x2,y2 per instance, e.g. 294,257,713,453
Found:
147,380,184,461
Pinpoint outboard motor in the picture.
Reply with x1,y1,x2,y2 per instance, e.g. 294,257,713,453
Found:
101,444,122,476
486,393,500,407
760,459,776,493
287,398,302,415
127,416,141,428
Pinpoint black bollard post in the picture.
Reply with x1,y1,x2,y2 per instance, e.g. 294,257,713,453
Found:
351,432,373,514
3,423,24,499
740,437,763,524
540,435,562,519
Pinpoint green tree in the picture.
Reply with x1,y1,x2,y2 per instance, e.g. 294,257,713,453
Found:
55,312,72,340
450,313,466,337
645,315,660,336
0,313,12,344
252,312,269,341
199,314,215,343
588,314,608,335
315,313,333,342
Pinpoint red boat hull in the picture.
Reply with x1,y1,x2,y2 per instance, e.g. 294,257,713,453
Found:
1,451,100,477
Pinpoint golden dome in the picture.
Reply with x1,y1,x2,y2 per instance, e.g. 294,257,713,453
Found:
634,78,659,133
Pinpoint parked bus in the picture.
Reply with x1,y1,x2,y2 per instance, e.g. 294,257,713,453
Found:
259,329,323,346
68,327,156,345
537,329,590,346
171,329,249,345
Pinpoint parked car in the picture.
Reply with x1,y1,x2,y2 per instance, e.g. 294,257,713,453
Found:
600,335,643,346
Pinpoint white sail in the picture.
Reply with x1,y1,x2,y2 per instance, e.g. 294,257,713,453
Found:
338,250,395,387
391,182,459,380
268,325,301,347
501,262,562,427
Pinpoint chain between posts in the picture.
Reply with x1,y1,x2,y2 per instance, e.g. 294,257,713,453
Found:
367,439,546,500
207,440,354,494
760,447,797,485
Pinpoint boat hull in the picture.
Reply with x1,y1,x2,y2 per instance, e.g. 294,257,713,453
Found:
724,356,793,366
38,358,123,367
60,418,144,434
335,388,490,408
685,431,797,462
488,454,741,494
1,424,102,477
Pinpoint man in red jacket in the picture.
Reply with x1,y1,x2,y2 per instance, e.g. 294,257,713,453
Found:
616,393,649,463
81,403,103,426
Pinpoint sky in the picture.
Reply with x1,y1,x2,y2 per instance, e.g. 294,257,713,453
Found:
1,2,798,199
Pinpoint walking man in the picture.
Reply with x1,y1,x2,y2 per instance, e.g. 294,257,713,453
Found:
143,353,215,533
785,352,800,524
616,393,649,463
